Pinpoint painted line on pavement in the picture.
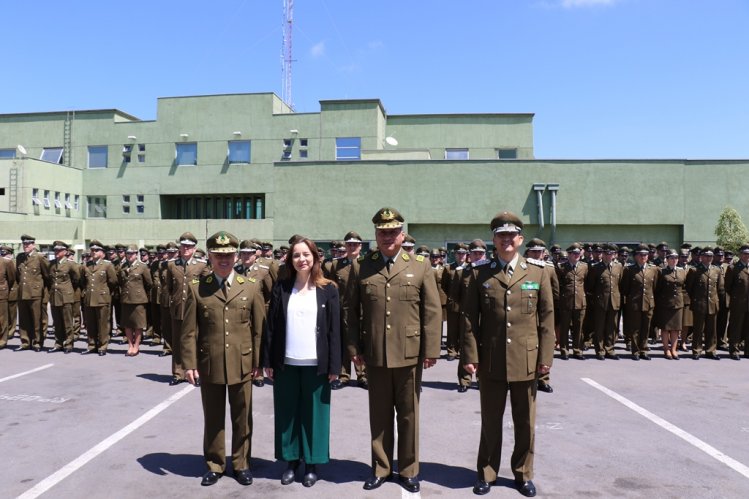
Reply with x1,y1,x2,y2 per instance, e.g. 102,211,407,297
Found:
17,384,196,499
0,364,54,384
582,377,749,479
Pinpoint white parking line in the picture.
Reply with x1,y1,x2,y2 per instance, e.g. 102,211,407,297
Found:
17,384,196,499
0,364,54,383
582,377,749,479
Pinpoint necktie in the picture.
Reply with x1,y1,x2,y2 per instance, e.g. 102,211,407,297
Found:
386,259,393,272
221,279,229,299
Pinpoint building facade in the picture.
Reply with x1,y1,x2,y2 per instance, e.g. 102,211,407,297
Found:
0,92,746,254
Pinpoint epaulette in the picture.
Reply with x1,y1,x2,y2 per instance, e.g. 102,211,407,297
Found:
192,278,200,284
415,255,424,262
357,255,365,262
205,275,214,284
526,257,546,268
370,251,381,261
236,276,246,284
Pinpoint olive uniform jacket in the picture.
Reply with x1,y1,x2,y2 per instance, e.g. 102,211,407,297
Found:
181,273,265,385
345,251,442,368
461,257,555,382
119,260,153,305
585,261,623,311
725,261,749,312
81,259,118,307
0,257,18,302
556,261,588,310
16,251,50,300
685,263,725,315
167,257,208,320
49,258,80,306
620,264,659,312
263,280,341,377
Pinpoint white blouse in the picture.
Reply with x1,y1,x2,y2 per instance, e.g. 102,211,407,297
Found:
284,287,318,366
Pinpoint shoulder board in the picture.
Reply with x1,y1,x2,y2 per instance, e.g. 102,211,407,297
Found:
236,276,245,284
248,277,256,283
205,275,214,283
192,278,200,284
415,255,425,262
526,258,546,268
357,255,365,263
370,251,380,260
403,253,411,261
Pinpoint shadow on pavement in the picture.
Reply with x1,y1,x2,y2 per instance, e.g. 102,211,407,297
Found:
136,373,173,383
420,461,476,489
137,453,206,478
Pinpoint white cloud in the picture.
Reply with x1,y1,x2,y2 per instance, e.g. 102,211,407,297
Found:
310,41,325,58
561,0,618,7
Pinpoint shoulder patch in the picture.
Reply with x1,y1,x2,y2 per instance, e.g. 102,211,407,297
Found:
415,255,424,262
371,251,380,260
192,278,200,284
403,253,411,261
526,257,546,268
205,275,213,283
236,276,245,284
357,255,365,262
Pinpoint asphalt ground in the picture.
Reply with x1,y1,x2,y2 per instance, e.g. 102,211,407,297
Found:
2,331,749,499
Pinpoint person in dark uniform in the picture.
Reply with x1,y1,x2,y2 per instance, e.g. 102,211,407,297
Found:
16,234,50,351
182,231,265,487
81,240,118,355
620,244,659,361
685,246,725,360
48,241,80,353
725,244,749,360
329,231,368,390
586,243,623,360
166,232,208,385
345,207,442,493
654,250,686,359
462,211,554,497
0,246,18,349
556,243,588,360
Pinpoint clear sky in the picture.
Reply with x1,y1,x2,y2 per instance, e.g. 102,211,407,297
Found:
2,0,747,159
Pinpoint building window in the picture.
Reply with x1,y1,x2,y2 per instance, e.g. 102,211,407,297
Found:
445,148,469,160
32,188,41,206
74,194,80,210
0,188,4,195
228,140,251,164
0,149,15,159
282,138,293,149
87,145,108,168
40,147,64,164
136,194,144,215
54,192,61,209
299,149,308,159
175,143,197,166
87,196,107,218
336,137,361,161
300,138,308,147
497,148,518,159
43,190,51,208
123,204,131,214
64,193,72,209
161,194,265,220
281,150,292,160
137,143,146,163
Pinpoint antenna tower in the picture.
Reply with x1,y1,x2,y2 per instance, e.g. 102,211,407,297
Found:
281,0,294,110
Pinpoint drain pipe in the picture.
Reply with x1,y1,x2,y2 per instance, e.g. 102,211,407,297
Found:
532,183,546,229
547,183,559,240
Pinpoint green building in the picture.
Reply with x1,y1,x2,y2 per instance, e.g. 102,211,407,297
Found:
0,92,746,255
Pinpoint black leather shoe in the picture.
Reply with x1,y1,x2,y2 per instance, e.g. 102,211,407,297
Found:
358,379,369,390
473,479,491,495
632,353,640,361
537,382,553,393
98,350,107,356
169,377,184,386
705,352,721,360
446,355,456,361
331,379,344,390
15,345,30,352
159,351,172,357
81,349,96,355
234,468,253,486
33,346,42,352
302,464,317,487
560,352,569,360
363,474,391,490
516,479,537,497
281,460,299,485
731,353,740,360
252,379,265,387
692,353,700,360
596,353,605,360
398,475,420,493
201,471,221,486
64,348,73,354
458,385,469,393
572,353,585,360
605,353,620,360
640,353,651,360
48,346,62,353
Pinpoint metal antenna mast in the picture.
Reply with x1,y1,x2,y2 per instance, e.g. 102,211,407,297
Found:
281,0,294,110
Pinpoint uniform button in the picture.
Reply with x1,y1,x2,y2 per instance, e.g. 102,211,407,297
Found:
225,319,229,323
507,338,512,344
386,325,391,330
507,290,512,295
226,343,229,348
506,306,511,311
225,307,229,311
507,322,512,327
225,332,229,336
386,297,391,302
386,283,391,288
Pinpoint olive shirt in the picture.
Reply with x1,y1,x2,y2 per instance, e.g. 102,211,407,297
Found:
180,273,265,385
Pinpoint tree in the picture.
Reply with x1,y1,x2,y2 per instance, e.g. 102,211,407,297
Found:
714,206,749,254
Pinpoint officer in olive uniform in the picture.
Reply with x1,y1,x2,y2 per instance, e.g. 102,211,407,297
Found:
148,245,166,346
442,242,469,362
166,232,208,385
620,244,659,360
402,234,416,255
159,243,178,356
685,246,725,360
556,243,588,359
329,231,368,390
181,231,265,487
0,247,18,349
462,211,554,498
48,241,80,353
345,207,442,493
430,248,448,326
81,240,118,355
725,244,749,359
586,243,623,360
16,234,51,351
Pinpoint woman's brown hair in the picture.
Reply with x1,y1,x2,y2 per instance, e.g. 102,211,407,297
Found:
285,237,336,288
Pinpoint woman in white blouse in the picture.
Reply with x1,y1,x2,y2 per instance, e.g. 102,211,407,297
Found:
263,236,341,488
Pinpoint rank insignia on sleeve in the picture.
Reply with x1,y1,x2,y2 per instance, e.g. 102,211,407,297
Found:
236,276,245,284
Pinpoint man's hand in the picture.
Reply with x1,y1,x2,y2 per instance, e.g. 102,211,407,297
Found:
423,358,437,369
264,367,274,381
352,354,364,367
185,369,200,386
464,363,478,375
537,364,550,375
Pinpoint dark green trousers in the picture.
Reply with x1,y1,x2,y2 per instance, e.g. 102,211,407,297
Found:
273,365,331,464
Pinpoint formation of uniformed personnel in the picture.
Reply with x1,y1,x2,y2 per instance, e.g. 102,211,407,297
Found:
165,232,208,385
345,207,442,493
327,231,368,390
181,231,266,487
81,240,118,355
462,211,554,498
48,241,80,353
685,246,725,360
556,242,588,359
16,235,51,351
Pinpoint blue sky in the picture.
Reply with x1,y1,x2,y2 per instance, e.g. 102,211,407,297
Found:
2,0,748,159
